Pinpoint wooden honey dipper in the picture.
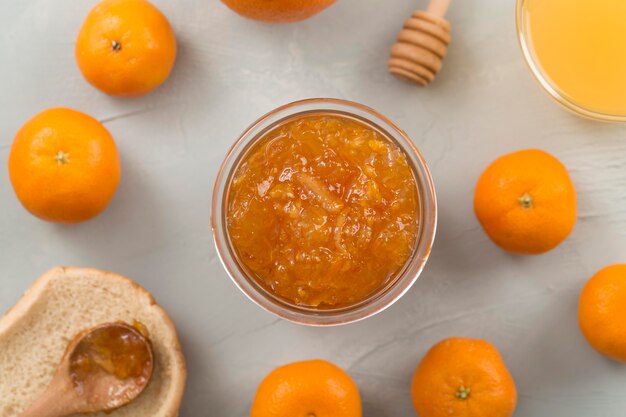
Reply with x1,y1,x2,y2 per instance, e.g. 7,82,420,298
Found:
389,0,451,86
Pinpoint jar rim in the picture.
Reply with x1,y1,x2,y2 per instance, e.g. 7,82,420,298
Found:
211,98,437,326
516,0,626,123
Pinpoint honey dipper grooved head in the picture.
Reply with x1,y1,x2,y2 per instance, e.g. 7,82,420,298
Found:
389,11,451,86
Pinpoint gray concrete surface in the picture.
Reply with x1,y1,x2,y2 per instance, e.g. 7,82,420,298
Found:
1,0,626,415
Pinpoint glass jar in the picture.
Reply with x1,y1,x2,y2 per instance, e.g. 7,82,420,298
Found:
211,98,437,326
516,0,626,122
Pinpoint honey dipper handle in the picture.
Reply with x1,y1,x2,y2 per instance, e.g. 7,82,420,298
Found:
426,0,451,17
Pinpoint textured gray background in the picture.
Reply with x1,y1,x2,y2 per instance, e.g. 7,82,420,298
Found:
2,0,626,415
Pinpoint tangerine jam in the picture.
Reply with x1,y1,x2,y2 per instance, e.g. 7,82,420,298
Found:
69,323,152,393
226,114,419,308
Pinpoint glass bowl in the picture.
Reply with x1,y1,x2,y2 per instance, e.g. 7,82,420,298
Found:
516,0,626,122
211,98,437,326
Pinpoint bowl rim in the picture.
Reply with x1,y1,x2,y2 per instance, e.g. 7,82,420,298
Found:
211,98,438,326
515,0,626,123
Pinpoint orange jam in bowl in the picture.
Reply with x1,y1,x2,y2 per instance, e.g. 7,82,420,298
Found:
228,115,418,307
212,99,437,325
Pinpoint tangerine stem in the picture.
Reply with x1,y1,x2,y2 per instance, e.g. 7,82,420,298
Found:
111,40,122,52
518,193,534,209
456,386,471,400
53,150,70,166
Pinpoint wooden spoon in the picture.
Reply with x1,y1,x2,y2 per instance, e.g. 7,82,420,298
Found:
18,322,154,417
389,0,452,86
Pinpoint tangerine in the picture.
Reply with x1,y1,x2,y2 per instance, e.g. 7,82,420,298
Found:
75,0,177,97
579,264,626,363
474,149,576,254
411,337,517,417
250,359,362,417
222,0,336,23
8,108,121,223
